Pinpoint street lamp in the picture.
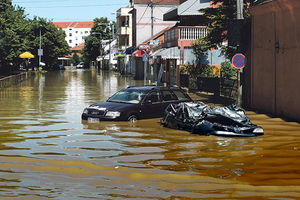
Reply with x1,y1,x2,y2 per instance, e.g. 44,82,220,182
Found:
38,25,43,69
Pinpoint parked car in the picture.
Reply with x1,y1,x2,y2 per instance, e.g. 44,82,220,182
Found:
81,86,192,122
76,62,85,68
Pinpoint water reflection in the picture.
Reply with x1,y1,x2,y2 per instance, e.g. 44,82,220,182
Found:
0,68,300,199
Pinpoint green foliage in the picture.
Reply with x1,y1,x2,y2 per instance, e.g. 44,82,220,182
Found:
181,64,216,78
71,53,80,65
194,0,254,59
0,1,30,73
27,17,70,70
221,61,237,79
0,2,70,74
82,17,113,64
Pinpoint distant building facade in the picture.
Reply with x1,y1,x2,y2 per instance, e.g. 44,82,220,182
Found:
52,21,94,48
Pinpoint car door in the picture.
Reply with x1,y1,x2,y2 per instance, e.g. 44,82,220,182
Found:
140,90,164,119
161,89,179,110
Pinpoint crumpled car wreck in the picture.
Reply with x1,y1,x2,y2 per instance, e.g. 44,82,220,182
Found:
161,101,264,137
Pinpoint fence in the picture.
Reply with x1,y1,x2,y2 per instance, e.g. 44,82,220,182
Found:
180,74,238,99
0,72,32,90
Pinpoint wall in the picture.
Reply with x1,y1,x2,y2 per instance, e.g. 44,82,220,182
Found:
0,72,33,90
134,4,177,46
250,0,300,121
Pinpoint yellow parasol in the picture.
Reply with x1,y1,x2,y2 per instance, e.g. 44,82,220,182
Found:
19,52,35,59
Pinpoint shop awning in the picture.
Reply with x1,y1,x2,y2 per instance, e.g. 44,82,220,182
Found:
133,50,144,57
152,47,180,59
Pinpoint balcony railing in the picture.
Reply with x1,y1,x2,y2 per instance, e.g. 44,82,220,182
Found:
164,26,207,43
180,26,207,40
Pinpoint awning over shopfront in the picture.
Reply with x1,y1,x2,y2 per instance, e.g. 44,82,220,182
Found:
152,47,180,59
133,50,144,57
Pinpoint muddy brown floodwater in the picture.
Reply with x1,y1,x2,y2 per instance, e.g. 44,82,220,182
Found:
0,67,300,200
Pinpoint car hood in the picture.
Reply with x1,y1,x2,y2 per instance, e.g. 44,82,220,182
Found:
88,101,138,112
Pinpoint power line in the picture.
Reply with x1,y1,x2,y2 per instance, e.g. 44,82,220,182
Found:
137,5,149,24
24,4,124,9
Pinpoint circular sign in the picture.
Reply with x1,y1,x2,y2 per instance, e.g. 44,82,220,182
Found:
142,54,148,62
232,53,246,69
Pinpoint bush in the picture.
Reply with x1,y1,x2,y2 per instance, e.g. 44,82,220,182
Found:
221,61,237,79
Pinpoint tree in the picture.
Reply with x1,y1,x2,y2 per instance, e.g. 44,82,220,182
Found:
81,17,113,64
193,0,254,59
0,1,70,74
71,53,80,66
27,17,70,70
0,1,30,74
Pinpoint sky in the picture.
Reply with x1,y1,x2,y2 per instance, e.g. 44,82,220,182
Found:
12,0,129,22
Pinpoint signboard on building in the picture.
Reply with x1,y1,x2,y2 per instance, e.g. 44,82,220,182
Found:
139,44,150,50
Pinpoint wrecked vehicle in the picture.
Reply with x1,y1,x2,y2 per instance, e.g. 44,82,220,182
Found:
161,101,264,137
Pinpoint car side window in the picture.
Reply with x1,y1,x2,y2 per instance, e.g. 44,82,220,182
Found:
145,91,161,103
161,90,178,101
173,90,190,100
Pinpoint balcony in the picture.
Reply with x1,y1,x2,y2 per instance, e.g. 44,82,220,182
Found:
164,26,207,43
119,26,130,35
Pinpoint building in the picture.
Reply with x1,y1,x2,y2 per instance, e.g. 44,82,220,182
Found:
52,21,94,48
143,0,227,86
249,0,300,122
114,0,187,78
130,0,186,48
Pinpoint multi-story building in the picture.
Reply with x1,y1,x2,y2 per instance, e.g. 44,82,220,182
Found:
130,0,187,48
52,21,94,48
116,7,133,51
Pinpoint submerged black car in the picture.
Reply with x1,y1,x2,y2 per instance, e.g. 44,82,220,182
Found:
81,86,192,122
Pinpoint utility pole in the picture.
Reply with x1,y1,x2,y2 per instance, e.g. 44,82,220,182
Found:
38,25,43,69
236,0,243,107
150,0,154,38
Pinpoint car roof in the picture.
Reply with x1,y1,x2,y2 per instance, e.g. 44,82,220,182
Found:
124,86,183,92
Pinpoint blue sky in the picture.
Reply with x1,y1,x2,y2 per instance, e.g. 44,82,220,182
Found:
12,0,129,22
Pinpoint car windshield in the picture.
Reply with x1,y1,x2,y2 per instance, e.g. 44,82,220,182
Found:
107,90,146,104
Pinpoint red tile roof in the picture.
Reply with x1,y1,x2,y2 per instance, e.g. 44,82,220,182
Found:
71,43,85,51
52,21,94,29
131,0,187,5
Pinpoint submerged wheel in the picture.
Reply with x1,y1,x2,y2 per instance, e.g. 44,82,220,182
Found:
127,115,138,122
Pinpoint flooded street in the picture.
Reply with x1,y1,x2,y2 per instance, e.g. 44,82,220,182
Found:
1,67,300,200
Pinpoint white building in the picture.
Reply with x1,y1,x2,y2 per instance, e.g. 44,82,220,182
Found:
52,21,94,48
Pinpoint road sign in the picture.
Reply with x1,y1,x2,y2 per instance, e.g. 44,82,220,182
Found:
142,54,148,62
232,53,246,69
149,57,154,65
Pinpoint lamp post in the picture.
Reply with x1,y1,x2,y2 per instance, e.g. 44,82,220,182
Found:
38,25,43,69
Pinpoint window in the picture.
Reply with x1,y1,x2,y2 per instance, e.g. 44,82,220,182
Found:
69,33,72,36
173,90,190,100
145,91,161,103
75,31,78,34
85,31,88,34
161,90,177,101
69,40,72,43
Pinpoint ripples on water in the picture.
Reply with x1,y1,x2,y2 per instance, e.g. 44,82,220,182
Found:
0,69,300,199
